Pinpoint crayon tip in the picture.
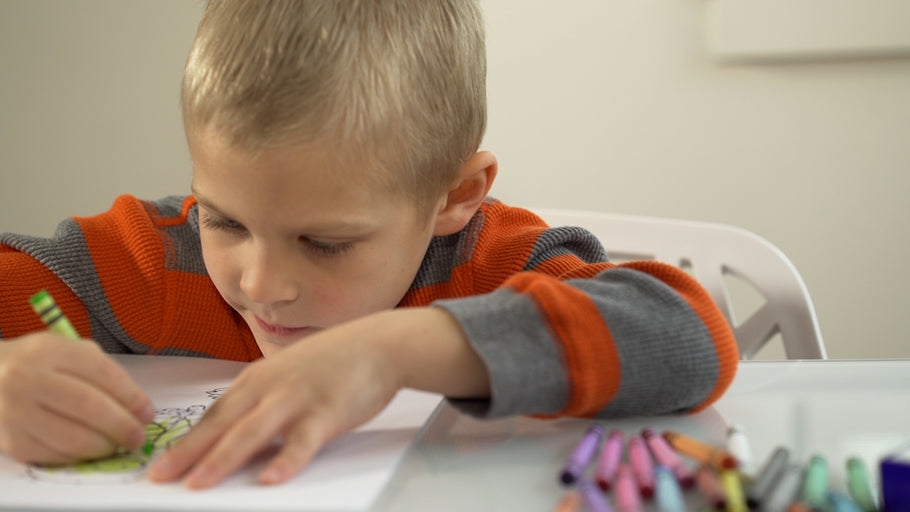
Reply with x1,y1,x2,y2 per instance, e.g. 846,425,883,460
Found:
28,289,50,306
680,474,696,489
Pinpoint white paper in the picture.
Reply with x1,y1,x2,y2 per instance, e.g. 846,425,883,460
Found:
0,354,440,511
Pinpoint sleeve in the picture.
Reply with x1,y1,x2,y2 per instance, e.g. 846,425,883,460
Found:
432,201,739,419
0,195,258,361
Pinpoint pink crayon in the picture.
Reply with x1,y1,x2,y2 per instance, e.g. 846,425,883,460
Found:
614,464,644,512
628,435,655,498
595,430,625,491
642,427,695,489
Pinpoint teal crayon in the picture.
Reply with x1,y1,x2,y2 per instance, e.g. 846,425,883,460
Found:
802,455,829,510
29,289,80,340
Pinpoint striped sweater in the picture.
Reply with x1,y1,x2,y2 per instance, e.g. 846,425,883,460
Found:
0,194,738,419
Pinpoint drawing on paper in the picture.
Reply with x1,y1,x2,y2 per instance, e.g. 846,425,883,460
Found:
26,389,222,484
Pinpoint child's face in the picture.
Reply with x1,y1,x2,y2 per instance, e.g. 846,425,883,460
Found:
188,129,439,357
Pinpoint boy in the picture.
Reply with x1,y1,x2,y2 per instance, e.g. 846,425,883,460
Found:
0,0,737,489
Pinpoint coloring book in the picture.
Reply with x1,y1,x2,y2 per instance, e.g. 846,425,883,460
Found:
0,355,440,511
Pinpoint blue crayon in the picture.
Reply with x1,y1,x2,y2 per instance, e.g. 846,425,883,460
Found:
560,425,605,485
829,490,863,512
655,465,686,512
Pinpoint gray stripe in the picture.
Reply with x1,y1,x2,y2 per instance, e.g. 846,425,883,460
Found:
569,268,719,417
525,226,609,270
435,288,568,418
408,208,485,290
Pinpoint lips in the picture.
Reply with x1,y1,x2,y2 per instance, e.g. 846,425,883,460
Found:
254,316,311,338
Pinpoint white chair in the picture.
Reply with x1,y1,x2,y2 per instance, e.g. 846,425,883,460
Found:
533,208,827,360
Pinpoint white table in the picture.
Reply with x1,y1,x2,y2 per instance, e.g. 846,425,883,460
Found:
370,359,910,511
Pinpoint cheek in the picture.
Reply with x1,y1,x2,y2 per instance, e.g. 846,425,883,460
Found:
200,236,239,297
307,257,414,324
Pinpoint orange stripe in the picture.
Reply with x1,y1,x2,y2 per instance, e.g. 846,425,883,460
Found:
508,273,621,417
154,195,198,227
0,252,91,339
620,262,739,412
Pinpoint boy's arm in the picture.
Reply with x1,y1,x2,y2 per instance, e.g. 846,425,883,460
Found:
414,200,739,419
436,263,738,419
0,195,176,347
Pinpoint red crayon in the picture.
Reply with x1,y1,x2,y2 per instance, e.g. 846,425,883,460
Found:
695,465,727,510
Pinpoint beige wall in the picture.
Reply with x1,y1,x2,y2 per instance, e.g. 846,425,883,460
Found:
1,1,908,359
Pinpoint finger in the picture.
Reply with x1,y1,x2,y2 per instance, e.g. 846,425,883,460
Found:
1,422,76,465
259,417,331,485
58,343,156,424
182,400,293,489
25,406,119,462
147,391,257,483
35,372,148,452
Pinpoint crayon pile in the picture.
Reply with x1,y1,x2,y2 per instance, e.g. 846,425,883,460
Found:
554,425,882,512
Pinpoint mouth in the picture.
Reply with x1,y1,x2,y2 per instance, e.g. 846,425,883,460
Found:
254,316,314,339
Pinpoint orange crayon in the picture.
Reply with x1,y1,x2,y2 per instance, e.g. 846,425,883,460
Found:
661,430,738,471
552,490,582,512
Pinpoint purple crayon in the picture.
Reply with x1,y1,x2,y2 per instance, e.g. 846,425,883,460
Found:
560,425,605,485
579,479,615,512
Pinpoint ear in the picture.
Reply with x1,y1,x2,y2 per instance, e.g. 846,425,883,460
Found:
432,151,498,236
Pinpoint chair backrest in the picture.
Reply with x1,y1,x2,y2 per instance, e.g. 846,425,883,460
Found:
533,208,827,360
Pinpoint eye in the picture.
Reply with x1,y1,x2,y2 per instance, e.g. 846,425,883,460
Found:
301,238,354,256
200,212,246,234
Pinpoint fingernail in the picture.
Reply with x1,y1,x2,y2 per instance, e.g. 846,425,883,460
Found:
140,403,157,422
260,466,284,485
186,467,215,489
131,427,149,450
147,458,171,481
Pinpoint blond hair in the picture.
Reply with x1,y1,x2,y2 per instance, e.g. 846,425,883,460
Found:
182,0,487,214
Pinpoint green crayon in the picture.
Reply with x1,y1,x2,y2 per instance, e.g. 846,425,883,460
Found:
846,457,878,512
30,290,154,455
29,289,80,340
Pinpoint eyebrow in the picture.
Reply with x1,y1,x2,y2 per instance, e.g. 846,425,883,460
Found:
190,185,380,235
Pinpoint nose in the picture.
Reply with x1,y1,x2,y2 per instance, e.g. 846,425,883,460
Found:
239,242,298,306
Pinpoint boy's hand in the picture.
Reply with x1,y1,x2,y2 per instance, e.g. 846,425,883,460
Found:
0,333,156,464
147,307,489,489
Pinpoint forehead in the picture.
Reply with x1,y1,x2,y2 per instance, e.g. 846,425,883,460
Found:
188,128,399,228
